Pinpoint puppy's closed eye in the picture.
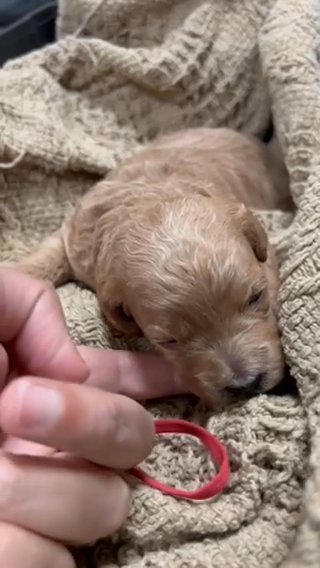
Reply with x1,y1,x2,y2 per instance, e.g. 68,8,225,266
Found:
158,338,178,349
245,287,267,311
247,289,264,307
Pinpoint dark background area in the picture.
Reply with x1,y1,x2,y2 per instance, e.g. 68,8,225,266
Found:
0,0,57,66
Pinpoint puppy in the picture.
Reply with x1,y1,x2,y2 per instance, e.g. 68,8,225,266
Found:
8,128,291,405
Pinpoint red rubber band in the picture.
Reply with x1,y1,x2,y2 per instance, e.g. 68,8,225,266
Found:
129,419,229,500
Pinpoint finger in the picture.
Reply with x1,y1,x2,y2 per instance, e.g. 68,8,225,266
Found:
79,346,186,399
0,376,155,469
0,522,75,568
0,452,130,544
2,436,55,456
0,268,88,383
0,345,8,388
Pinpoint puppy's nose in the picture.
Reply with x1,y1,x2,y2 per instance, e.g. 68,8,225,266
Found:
226,373,265,396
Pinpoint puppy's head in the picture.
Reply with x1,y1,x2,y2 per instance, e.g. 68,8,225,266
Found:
95,196,284,405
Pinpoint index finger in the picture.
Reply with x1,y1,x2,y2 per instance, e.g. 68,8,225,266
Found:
0,268,88,383
79,346,186,400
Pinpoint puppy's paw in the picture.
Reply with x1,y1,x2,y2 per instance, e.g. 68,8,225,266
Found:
0,260,47,281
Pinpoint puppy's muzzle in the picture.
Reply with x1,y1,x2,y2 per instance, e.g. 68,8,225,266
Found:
225,372,265,397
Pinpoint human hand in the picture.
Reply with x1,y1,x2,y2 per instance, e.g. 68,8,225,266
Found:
0,268,184,567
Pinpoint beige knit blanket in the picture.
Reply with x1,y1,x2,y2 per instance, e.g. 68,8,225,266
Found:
0,0,319,566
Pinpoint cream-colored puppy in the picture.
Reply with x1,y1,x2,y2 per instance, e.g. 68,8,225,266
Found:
8,128,292,405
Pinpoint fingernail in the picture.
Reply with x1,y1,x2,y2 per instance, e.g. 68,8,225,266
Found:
16,380,64,434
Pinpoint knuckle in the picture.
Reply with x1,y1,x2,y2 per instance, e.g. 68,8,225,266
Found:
104,396,121,442
0,454,21,517
104,398,133,461
106,476,131,534
0,526,28,567
72,474,130,544
0,523,76,568
103,397,154,468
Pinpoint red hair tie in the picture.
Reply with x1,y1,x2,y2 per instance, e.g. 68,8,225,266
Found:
129,419,229,500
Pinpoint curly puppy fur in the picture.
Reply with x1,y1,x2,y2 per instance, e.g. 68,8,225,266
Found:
9,128,292,405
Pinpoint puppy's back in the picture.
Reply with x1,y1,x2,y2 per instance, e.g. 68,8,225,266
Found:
120,127,290,210
4,127,290,293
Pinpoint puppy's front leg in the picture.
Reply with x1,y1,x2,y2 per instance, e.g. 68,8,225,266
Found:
1,230,72,287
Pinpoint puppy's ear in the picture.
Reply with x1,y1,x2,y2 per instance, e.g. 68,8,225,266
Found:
104,302,142,337
97,285,142,337
94,211,142,338
235,204,268,262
